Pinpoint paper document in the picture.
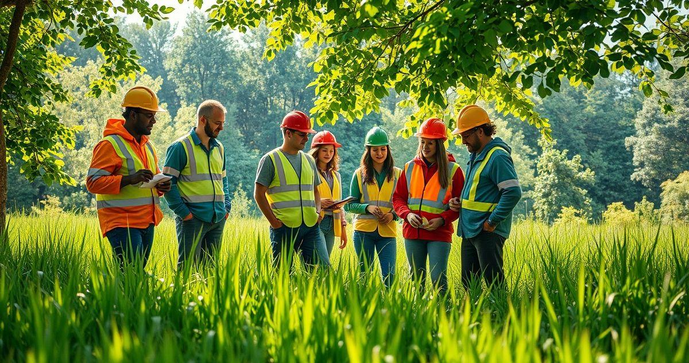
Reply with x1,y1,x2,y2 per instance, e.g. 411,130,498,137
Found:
139,173,172,189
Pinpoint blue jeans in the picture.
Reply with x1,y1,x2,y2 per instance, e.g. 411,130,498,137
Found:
270,222,330,270
105,224,155,268
404,239,452,294
319,215,336,257
176,216,226,268
353,230,396,288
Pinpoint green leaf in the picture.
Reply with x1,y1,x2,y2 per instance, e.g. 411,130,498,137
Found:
669,66,686,80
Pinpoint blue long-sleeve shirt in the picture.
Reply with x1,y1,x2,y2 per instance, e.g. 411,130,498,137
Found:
163,128,231,223
459,137,522,239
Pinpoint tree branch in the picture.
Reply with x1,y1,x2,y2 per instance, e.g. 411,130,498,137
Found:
0,0,27,93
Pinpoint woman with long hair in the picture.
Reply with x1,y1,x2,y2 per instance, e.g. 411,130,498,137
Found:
393,118,465,295
345,127,401,287
308,131,347,257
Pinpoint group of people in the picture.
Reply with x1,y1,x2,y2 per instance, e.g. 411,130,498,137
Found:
87,86,522,293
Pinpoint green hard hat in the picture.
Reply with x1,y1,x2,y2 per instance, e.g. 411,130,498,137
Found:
364,127,390,146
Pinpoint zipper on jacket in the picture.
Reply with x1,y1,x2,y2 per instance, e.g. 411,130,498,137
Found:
208,147,217,223
416,165,430,239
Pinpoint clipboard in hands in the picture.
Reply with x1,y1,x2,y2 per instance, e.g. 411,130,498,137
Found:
323,196,358,210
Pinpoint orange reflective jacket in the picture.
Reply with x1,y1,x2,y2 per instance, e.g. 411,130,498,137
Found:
86,119,163,236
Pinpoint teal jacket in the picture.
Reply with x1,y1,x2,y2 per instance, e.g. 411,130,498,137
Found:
459,137,521,239
163,128,232,224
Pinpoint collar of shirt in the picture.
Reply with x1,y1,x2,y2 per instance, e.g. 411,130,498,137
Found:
189,127,219,150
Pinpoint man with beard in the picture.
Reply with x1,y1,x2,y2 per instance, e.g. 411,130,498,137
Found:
449,104,522,291
163,100,232,268
87,86,171,268
254,111,330,270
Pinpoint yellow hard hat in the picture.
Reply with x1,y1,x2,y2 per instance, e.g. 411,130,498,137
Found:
452,104,489,134
121,86,166,112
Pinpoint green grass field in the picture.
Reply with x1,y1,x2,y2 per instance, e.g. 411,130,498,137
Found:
1,214,687,362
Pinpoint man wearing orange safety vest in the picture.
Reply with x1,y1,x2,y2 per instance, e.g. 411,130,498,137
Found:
449,105,522,291
254,111,329,270
86,86,170,268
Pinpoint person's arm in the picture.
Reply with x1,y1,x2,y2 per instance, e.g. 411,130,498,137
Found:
439,166,464,225
254,183,282,228
487,152,522,226
392,168,412,221
344,172,368,214
86,141,124,194
162,142,192,219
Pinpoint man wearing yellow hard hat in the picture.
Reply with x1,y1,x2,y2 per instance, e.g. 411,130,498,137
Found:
86,86,171,268
449,105,522,291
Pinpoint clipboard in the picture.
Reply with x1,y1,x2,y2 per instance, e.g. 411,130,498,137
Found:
323,196,358,210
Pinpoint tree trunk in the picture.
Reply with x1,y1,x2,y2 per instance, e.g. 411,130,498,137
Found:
0,0,28,237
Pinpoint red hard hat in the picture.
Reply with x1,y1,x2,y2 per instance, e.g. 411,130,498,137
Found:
311,130,342,149
414,117,448,140
281,110,316,134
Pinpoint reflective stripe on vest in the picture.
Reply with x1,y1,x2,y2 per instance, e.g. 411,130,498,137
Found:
317,171,342,237
461,146,506,212
96,135,159,209
176,134,224,204
353,167,401,238
265,149,319,228
405,161,459,215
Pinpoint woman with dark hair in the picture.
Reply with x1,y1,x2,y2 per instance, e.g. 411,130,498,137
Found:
308,131,347,257
345,127,401,287
393,118,465,295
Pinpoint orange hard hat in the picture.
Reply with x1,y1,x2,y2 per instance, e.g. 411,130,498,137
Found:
121,86,166,112
311,130,342,149
281,111,316,134
414,117,448,140
453,104,490,134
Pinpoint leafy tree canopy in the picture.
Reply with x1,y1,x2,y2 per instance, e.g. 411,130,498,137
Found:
207,0,689,135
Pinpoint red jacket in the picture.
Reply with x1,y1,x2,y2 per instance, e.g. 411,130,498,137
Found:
393,154,465,242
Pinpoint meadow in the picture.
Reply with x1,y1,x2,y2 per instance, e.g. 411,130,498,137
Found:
1,213,687,362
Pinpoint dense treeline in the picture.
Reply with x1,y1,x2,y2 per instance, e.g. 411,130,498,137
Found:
8,14,689,223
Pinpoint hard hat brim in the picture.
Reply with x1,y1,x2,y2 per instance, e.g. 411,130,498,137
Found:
288,127,317,134
311,141,342,148
451,122,487,135
414,131,447,140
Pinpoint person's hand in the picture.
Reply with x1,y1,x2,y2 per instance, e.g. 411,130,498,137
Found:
407,213,423,228
271,219,284,229
339,226,348,249
378,212,394,224
366,205,383,218
224,212,229,220
183,213,193,221
449,197,461,212
318,214,323,223
423,217,444,231
321,199,335,209
156,180,171,193
483,220,496,232
125,169,153,185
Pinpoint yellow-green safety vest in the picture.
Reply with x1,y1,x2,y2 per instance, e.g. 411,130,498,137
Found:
176,134,225,205
462,146,506,212
96,135,160,209
266,149,318,228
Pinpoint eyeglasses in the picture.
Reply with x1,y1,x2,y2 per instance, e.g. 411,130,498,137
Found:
459,127,478,139
289,130,308,138
135,111,156,120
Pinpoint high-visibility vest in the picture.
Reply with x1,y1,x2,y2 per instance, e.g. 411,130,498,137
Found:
266,149,319,228
96,135,160,210
353,167,401,238
404,160,460,215
462,146,507,213
175,134,225,205
317,170,343,237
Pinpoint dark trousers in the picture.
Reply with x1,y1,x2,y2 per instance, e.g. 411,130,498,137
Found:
461,230,506,289
270,223,330,271
176,216,226,268
105,224,155,268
